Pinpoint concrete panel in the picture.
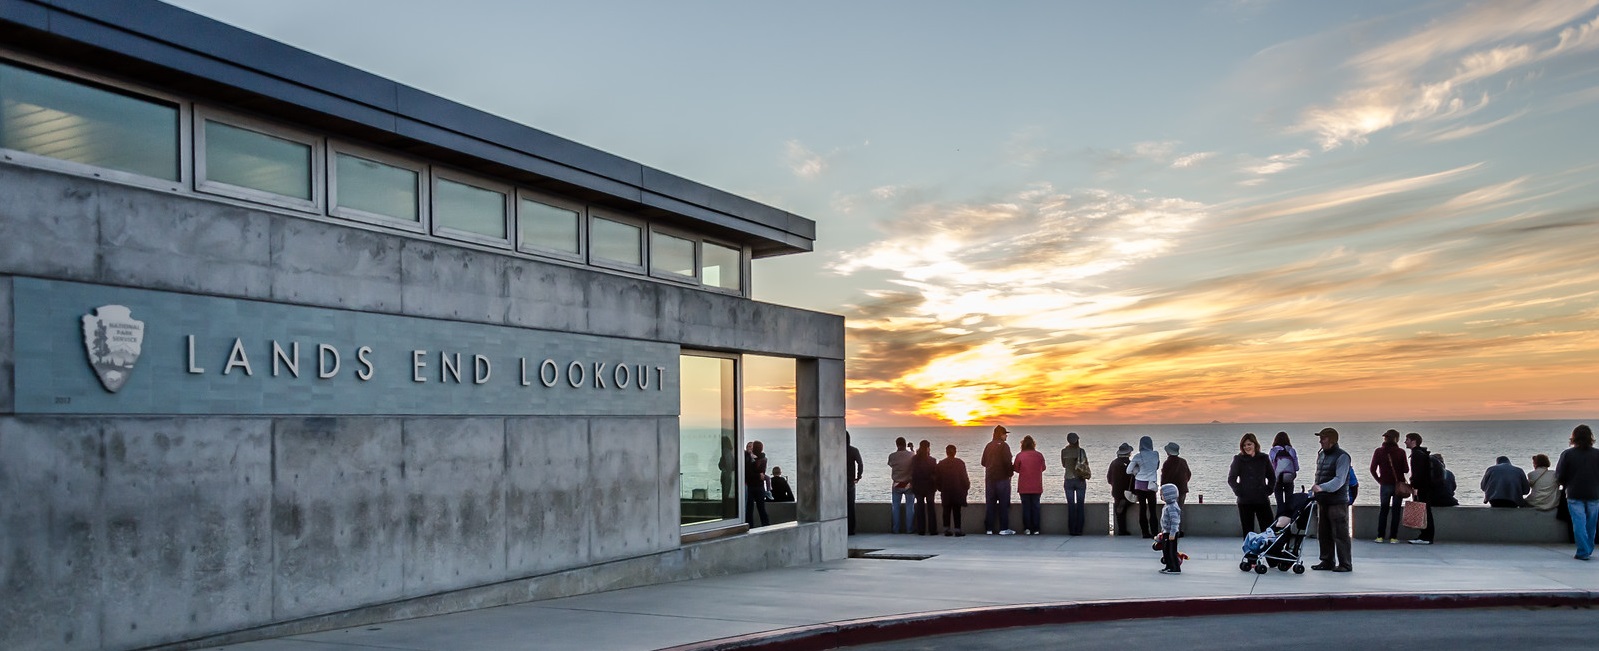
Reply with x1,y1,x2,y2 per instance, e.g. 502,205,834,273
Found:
98,188,273,297
99,418,273,649
270,219,404,311
400,242,508,324
796,358,846,419
584,274,660,340
795,417,847,524
1,276,11,413
657,418,682,543
0,165,99,280
819,517,849,561
401,418,506,597
505,259,587,332
505,417,591,576
588,418,664,561
0,418,102,651
273,417,406,619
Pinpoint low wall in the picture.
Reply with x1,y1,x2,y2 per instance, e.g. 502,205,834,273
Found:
853,502,1570,543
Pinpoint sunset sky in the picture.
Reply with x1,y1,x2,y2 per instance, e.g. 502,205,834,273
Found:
167,0,1599,427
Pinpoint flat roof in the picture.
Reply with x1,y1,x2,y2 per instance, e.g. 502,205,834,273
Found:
0,0,815,257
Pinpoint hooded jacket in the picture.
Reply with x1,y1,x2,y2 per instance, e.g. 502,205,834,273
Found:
1127,436,1160,488
1160,483,1182,535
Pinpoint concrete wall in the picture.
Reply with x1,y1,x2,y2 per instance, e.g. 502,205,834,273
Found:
0,163,849,651
853,502,1572,543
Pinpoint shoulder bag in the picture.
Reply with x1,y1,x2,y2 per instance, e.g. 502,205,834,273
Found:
1389,451,1414,499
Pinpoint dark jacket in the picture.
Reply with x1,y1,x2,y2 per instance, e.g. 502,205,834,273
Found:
769,476,794,502
935,457,971,504
910,453,939,497
1409,446,1434,499
1555,446,1599,501
1108,456,1132,495
981,440,1014,482
1369,444,1408,485
1228,452,1275,504
744,452,767,489
1161,456,1192,500
1480,461,1529,504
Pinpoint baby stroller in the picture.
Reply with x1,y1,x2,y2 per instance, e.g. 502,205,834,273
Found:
1239,492,1315,575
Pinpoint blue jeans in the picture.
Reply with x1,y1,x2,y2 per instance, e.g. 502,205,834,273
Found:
985,479,1012,532
1377,483,1402,539
1063,478,1087,535
891,486,914,533
1020,493,1042,532
1569,498,1599,559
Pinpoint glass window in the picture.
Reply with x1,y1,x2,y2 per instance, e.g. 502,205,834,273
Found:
681,354,739,527
335,151,419,223
0,61,178,180
591,216,642,267
203,119,313,200
520,197,580,255
702,242,742,291
435,177,507,240
651,231,696,278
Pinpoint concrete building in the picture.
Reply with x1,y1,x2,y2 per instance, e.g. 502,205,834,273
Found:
0,2,846,649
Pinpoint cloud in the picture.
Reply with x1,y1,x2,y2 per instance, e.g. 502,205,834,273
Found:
1298,0,1599,149
1242,149,1310,177
785,140,828,178
1171,152,1218,169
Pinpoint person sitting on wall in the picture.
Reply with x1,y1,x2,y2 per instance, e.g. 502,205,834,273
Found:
1481,456,1530,507
1526,454,1561,512
1433,453,1460,507
769,466,794,502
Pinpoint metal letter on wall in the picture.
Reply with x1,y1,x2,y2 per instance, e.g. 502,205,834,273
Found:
15,278,680,416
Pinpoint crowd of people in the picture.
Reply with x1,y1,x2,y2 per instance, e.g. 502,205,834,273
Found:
841,423,1599,567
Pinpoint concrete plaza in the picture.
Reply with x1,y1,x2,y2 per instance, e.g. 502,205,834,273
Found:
200,527,1598,650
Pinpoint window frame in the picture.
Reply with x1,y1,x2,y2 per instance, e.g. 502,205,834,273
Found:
648,224,700,285
515,188,587,262
327,140,429,234
0,50,191,194
699,237,746,296
586,208,648,274
678,349,745,537
430,167,514,249
193,106,323,213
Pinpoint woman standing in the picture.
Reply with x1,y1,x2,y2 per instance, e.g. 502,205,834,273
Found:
1127,436,1162,538
1268,432,1299,509
1555,424,1599,561
1228,433,1275,535
744,440,770,528
935,444,971,536
1059,432,1090,536
910,440,940,536
1526,454,1560,511
1014,436,1047,535
1369,429,1409,543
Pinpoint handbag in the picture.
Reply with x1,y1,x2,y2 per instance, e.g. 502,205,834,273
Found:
1075,451,1093,480
1402,500,1429,529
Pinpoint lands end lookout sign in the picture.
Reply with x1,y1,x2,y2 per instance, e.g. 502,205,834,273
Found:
13,278,679,416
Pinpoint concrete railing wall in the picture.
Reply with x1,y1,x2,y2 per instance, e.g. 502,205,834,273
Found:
852,502,1571,543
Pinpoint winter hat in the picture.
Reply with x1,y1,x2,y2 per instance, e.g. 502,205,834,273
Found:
1164,442,1180,455
1067,432,1080,445
1117,442,1134,457
1160,483,1179,504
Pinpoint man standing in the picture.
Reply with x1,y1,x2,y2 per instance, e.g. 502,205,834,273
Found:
887,437,914,534
846,432,863,535
980,425,1016,535
1108,442,1134,536
1481,456,1530,507
1310,427,1353,572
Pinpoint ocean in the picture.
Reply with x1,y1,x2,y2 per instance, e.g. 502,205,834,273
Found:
749,420,1591,507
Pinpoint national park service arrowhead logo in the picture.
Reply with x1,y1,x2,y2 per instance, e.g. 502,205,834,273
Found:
82,305,145,393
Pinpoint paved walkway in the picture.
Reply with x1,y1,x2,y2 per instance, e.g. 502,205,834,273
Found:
205,532,1599,651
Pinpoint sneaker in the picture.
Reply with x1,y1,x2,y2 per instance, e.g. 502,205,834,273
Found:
1575,554,1591,561
999,529,1016,536
986,530,994,535
1159,568,1181,574
1389,539,1400,544
1030,530,1040,536
1373,537,1387,543
955,531,966,537
944,530,953,537
1408,539,1432,545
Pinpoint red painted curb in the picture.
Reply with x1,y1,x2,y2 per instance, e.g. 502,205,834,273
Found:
658,591,1598,651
